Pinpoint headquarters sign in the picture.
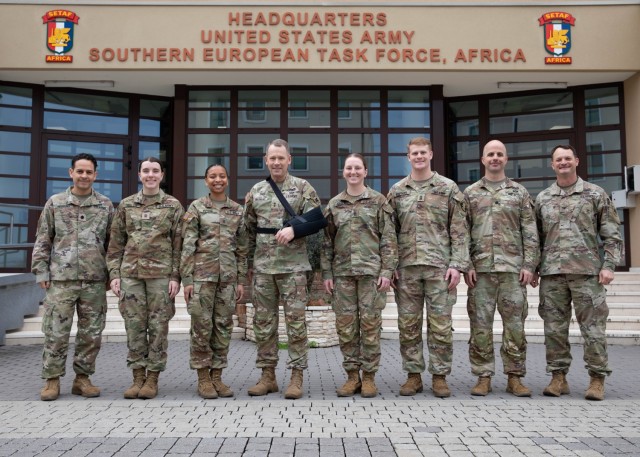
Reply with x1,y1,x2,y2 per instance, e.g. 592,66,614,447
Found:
539,11,575,65
43,10,79,63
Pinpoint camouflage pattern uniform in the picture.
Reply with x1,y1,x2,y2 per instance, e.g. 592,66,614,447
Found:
244,174,321,369
321,187,398,373
535,178,622,377
31,187,114,379
464,178,539,377
181,195,248,370
387,173,470,375
107,189,184,372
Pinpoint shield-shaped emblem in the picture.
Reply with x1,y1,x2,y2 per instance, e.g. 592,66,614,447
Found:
544,23,571,56
46,20,75,54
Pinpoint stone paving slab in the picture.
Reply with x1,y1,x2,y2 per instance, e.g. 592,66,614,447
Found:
1,340,639,456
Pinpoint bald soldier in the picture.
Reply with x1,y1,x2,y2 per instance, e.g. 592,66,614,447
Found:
463,140,539,397
534,144,622,401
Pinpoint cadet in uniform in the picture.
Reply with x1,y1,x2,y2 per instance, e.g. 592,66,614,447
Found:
387,137,470,398
243,139,322,399
32,153,113,401
535,144,622,401
107,157,184,400
322,153,398,398
181,164,248,399
463,140,539,397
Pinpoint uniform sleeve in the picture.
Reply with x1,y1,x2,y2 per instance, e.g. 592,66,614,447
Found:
169,203,185,283
534,195,545,271
378,201,398,280
386,189,401,236
104,201,115,253
243,191,257,270
106,205,128,281
235,215,249,286
179,203,199,287
598,192,623,272
448,188,471,272
520,191,540,273
301,182,322,213
320,205,337,280
31,200,55,283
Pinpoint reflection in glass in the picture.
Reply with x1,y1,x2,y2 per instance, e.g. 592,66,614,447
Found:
48,140,124,159
0,85,32,107
503,158,556,179
189,110,229,129
388,155,411,176
338,110,380,128
490,111,573,134
187,156,231,176
489,92,572,115
238,90,279,107
585,87,619,106
505,139,569,158
388,133,430,153
288,134,330,153
238,107,279,128
289,90,330,107
188,134,230,155
289,111,331,128
338,90,380,108
585,107,620,127
451,119,479,137
140,99,170,118
44,111,128,135
587,175,622,195
388,90,429,108
0,131,31,153
451,141,480,161
139,141,166,162
0,107,31,128
0,249,27,269
45,91,129,115
338,133,381,154
47,157,123,181
188,178,209,201
388,110,430,128
586,130,621,152
448,100,478,117
188,91,230,108
338,155,381,175
0,177,29,198
588,152,622,175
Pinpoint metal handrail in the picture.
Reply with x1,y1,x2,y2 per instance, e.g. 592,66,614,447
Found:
0,203,43,249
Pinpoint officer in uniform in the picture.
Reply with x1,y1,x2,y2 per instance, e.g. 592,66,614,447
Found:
387,137,470,398
463,140,539,397
534,144,622,401
107,157,184,400
32,153,113,401
243,139,323,400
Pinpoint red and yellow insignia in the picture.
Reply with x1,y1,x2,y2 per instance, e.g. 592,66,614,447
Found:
43,10,79,63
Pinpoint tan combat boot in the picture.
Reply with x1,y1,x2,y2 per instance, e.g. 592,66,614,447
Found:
585,375,605,401
543,371,570,397
124,368,146,399
71,374,101,398
361,372,378,398
336,370,361,397
138,370,159,399
40,377,60,401
248,367,278,396
210,368,234,398
197,368,218,399
506,374,531,397
284,368,304,399
470,376,492,396
399,373,423,396
432,375,451,398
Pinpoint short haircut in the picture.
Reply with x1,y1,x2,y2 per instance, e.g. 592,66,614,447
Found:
204,163,228,178
407,137,432,152
551,144,578,159
138,156,164,172
71,153,97,171
345,153,368,171
266,138,290,155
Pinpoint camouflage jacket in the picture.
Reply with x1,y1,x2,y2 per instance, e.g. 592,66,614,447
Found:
244,174,321,274
464,177,540,274
387,172,470,272
535,177,622,275
321,187,398,280
31,187,113,283
107,189,184,281
180,195,248,286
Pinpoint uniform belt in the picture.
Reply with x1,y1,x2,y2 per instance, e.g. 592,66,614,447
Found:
256,227,279,234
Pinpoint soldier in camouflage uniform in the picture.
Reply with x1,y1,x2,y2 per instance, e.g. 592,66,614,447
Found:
107,157,184,400
32,153,113,401
534,144,622,401
244,139,322,400
387,137,470,398
463,140,539,397
321,154,398,398
181,164,248,399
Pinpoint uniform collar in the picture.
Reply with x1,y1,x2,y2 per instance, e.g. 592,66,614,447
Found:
134,188,166,204
65,186,97,206
551,177,584,195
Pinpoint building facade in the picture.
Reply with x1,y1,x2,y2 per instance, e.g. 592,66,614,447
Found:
1,0,639,271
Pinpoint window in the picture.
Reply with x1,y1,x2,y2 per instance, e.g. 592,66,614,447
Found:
244,102,266,123
291,146,308,171
289,101,308,119
246,145,264,170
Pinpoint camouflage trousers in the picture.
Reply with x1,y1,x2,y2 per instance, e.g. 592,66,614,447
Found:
539,274,611,377
119,277,176,372
332,275,386,373
252,272,308,370
41,280,107,379
188,280,236,370
467,272,528,377
395,265,456,375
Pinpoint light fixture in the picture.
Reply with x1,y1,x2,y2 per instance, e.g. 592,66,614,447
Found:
497,81,567,90
44,80,115,88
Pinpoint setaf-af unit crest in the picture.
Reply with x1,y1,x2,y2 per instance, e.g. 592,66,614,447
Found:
43,10,79,63
539,11,575,65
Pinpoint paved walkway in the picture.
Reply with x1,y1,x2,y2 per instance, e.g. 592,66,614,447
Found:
1,339,639,456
